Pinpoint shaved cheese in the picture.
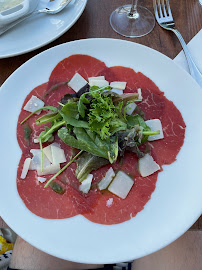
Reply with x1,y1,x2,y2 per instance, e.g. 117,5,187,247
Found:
79,174,93,194
33,138,39,143
51,143,66,164
137,88,142,100
108,171,134,199
98,167,115,190
89,79,109,87
24,96,44,115
37,177,47,183
125,102,137,115
43,143,66,164
43,145,53,163
30,149,51,170
138,154,160,177
145,119,164,141
110,81,127,90
37,163,60,176
88,76,105,85
21,158,31,179
68,73,88,92
111,88,123,95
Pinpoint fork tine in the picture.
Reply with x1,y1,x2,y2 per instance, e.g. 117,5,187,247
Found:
165,0,173,19
153,0,159,20
157,0,163,18
161,0,167,17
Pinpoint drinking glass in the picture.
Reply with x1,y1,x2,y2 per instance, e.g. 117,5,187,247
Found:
110,0,155,37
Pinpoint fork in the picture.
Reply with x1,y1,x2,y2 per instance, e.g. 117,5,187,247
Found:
153,0,202,88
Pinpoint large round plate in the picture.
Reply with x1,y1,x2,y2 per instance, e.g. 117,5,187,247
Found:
0,39,202,264
0,0,87,58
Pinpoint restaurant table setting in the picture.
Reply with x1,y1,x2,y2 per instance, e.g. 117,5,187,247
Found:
0,0,202,266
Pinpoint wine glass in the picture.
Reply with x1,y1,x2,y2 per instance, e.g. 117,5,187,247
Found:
110,0,155,38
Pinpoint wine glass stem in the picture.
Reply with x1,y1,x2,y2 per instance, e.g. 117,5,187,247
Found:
129,0,139,17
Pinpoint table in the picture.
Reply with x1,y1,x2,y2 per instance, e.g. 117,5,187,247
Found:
0,0,202,230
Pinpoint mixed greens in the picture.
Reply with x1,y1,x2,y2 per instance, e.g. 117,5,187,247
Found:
21,83,160,188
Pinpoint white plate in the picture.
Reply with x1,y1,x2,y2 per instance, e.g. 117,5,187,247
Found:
0,0,87,58
0,39,202,264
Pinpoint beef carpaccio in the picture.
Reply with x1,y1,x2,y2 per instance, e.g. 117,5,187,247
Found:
17,55,186,225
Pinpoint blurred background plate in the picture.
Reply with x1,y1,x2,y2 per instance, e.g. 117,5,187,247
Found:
0,0,87,58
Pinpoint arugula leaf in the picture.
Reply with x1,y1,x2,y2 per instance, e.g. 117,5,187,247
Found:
36,112,61,125
44,150,83,188
38,126,54,143
61,102,79,119
38,121,65,143
58,127,118,163
75,152,109,182
21,106,57,125
78,93,90,118
86,129,96,141
73,127,109,159
59,102,89,128
89,85,111,94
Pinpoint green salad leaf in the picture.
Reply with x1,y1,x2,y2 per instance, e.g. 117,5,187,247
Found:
20,106,57,125
44,150,83,188
78,93,90,118
75,152,109,182
23,82,161,185
36,112,61,125
58,127,118,163
88,89,127,140
59,102,89,128
38,126,55,143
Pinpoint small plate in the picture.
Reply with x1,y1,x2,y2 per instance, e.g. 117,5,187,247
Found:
0,39,202,264
0,0,30,26
0,0,87,58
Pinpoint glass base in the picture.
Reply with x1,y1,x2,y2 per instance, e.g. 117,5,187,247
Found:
110,5,155,38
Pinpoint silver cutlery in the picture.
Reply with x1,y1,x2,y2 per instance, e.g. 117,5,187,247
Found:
153,0,202,88
0,0,72,36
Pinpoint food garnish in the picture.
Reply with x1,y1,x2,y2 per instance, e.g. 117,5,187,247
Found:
20,73,162,199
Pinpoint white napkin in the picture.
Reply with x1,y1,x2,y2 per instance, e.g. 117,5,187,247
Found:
173,29,202,74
